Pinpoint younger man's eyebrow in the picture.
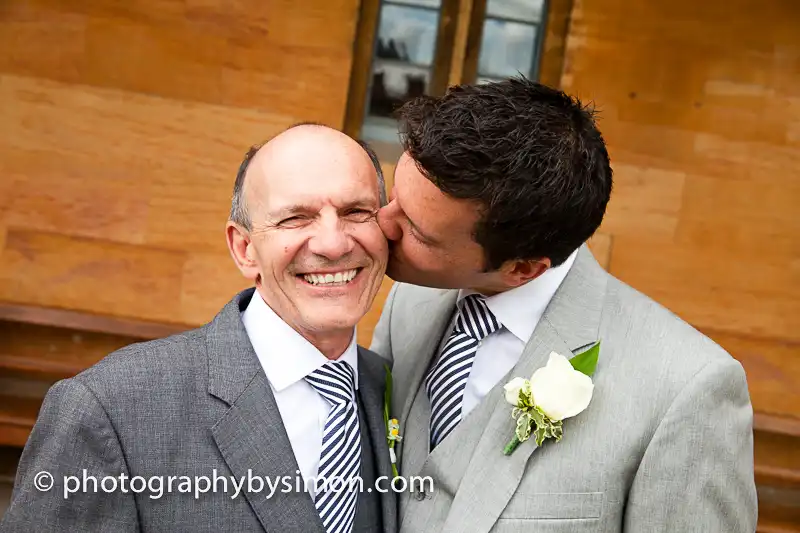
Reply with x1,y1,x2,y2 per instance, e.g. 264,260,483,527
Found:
391,164,438,244
406,214,438,244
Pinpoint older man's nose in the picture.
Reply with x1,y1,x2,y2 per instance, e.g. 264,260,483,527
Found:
307,220,355,260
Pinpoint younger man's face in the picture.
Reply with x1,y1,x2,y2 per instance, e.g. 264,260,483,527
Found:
378,152,502,292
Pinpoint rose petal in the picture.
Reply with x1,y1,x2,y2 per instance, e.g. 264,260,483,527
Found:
529,352,594,420
503,377,529,406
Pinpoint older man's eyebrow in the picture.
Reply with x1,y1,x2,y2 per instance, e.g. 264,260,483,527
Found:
268,198,378,220
268,204,315,220
339,198,379,212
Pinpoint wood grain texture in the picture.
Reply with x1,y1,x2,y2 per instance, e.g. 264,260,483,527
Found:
707,330,800,421
0,321,141,380
0,304,186,341
0,0,363,329
562,0,800,400
180,251,251,325
538,0,574,88
0,230,187,323
357,276,394,348
0,0,360,122
587,232,612,270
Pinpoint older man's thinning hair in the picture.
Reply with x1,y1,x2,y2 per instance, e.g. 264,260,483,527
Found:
229,125,387,230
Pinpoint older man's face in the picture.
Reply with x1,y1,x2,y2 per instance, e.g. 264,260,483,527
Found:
243,130,387,339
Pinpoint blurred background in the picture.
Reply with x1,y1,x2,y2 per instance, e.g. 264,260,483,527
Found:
0,0,797,528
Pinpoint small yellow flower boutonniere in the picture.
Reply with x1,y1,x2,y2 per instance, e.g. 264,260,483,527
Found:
384,365,401,477
503,341,600,455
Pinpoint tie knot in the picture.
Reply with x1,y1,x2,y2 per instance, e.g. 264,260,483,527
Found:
305,360,356,406
454,294,501,341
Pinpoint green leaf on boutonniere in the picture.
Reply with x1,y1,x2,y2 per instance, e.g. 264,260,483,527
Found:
515,412,532,442
529,406,563,446
569,340,601,377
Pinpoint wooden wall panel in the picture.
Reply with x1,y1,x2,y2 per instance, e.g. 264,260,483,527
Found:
180,252,250,325
0,230,187,324
0,39,342,326
710,330,800,421
357,276,395,348
0,72,293,267
0,0,362,330
3,147,151,246
538,0,574,88
0,0,359,122
561,0,800,421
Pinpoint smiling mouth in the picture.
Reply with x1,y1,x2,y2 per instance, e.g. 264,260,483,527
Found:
298,268,361,287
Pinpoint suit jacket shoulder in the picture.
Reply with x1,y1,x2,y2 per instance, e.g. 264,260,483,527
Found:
74,327,208,404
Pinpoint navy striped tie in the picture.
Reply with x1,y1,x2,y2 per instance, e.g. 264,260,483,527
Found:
305,360,361,533
426,294,501,448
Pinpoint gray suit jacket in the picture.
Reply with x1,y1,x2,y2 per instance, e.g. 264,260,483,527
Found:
2,288,397,533
370,245,757,533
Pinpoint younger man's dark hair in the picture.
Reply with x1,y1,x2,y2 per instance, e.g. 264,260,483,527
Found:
396,77,613,269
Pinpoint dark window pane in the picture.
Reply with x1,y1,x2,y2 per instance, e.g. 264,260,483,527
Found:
388,0,441,8
486,0,545,23
376,4,440,66
368,61,430,119
478,19,537,78
367,3,438,123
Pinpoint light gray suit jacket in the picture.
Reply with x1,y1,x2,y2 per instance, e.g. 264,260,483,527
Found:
370,245,757,533
2,288,397,533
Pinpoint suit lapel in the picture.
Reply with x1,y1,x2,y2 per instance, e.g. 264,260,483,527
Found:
442,245,609,533
206,289,325,533
440,320,573,533
393,289,458,466
357,348,398,533
399,386,432,478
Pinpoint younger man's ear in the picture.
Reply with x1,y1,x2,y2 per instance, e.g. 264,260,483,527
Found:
501,258,551,288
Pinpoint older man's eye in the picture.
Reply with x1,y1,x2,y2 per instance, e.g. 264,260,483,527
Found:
278,216,308,227
344,209,376,222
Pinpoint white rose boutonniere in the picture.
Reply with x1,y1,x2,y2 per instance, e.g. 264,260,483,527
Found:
502,341,600,455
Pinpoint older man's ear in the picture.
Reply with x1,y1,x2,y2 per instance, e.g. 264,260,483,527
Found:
226,221,260,284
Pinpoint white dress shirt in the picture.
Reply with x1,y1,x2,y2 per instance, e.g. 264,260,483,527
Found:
439,250,578,419
241,291,359,498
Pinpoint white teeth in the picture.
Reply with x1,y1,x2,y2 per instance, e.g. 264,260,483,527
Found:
302,269,359,286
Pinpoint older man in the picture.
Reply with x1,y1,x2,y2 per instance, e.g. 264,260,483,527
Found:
2,124,396,533
371,78,757,533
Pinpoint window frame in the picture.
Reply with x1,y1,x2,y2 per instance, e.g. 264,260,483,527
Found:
344,0,574,143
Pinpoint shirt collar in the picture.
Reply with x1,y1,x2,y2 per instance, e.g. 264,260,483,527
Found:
457,249,578,344
241,290,359,392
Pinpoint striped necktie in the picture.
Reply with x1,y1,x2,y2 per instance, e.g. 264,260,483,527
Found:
426,294,501,448
305,360,361,533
